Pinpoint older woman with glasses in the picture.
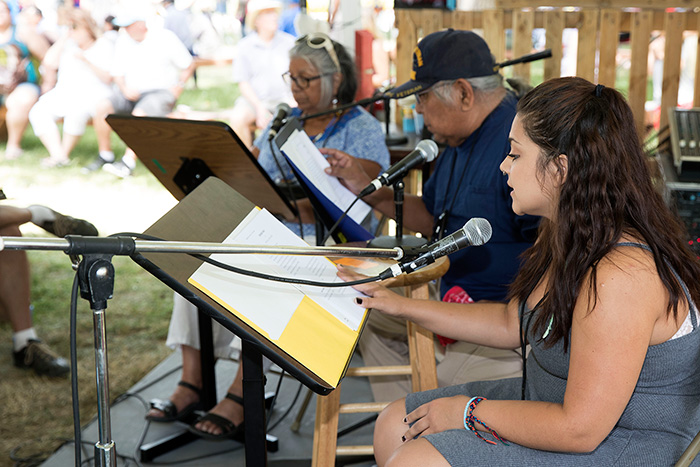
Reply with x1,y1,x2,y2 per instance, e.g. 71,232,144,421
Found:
144,33,390,442
252,32,390,239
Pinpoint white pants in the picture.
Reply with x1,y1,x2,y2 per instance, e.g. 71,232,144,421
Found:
165,292,273,372
28,89,95,136
357,283,524,402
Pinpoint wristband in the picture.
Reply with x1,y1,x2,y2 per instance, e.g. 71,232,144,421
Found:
464,396,509,446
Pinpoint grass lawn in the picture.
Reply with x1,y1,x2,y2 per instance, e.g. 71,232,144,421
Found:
0,65,238,466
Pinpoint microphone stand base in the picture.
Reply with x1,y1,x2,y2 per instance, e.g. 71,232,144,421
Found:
368,235,427,249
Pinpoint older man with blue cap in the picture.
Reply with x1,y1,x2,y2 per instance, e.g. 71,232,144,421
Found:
325,28,540,401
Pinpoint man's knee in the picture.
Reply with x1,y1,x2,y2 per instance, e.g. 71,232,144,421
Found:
0,223,22,236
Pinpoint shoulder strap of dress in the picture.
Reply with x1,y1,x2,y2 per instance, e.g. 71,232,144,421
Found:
615,241,698,329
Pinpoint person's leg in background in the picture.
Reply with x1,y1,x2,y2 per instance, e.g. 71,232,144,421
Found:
28,91,70,167
103,90,177,178
83,94,122,172
0,221,69,377
4,83,40,160
146,293,236,422
228,96,257,149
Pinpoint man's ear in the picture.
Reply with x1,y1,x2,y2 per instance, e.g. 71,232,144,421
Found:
454,79,475,110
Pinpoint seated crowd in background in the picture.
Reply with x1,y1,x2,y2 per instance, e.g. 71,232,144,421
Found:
1,0,221,172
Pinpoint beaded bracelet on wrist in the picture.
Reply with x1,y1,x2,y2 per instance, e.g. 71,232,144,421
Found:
463,396,509,446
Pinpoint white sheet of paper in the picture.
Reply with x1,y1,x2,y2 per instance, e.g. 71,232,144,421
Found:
282,129,372,224
188,209,365,340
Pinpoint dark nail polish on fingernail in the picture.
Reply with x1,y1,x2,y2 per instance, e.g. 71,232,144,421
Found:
355,297,363,305
403,417,407,423
401,436,406,442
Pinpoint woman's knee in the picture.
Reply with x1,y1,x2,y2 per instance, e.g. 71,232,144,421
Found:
377,397,406,431
6,86,39,114
385,438,449,467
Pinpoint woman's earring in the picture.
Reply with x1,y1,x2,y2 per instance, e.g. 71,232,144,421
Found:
332,97,338,109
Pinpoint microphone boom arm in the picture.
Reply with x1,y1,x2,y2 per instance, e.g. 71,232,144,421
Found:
299,94,385,121
0,235,405,260
495,49,552,70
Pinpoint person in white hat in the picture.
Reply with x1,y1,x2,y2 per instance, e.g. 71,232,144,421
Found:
85,11,196,177
229,0,295,148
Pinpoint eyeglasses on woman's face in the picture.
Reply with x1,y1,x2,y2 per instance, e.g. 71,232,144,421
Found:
282,71,333,90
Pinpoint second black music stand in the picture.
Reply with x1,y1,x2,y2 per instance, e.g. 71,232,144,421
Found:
132,178,357,465
105,116,302,463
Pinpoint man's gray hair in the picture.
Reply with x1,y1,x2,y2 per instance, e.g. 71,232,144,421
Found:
432,74,504,105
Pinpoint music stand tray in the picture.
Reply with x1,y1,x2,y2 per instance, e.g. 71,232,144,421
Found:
106,114,296,220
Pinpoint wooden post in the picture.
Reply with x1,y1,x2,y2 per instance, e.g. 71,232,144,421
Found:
544,9,564,80
598,9,621,87
483,9,506,62
512,9,535,81
575,9,599,83
629,10,653,137
660,11,686,132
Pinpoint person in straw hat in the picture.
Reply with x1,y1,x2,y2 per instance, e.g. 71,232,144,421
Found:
229,0,295,147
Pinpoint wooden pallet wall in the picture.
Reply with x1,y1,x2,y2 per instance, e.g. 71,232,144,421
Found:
395,3,700,135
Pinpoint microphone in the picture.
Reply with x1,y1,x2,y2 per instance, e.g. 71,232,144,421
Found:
299,93,387,121
268,103,292,140
359,139,439,197
379,218,492,279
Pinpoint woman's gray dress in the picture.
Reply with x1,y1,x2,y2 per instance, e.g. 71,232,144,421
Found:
406,245,700,466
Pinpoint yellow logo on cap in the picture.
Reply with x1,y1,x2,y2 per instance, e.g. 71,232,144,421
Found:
414,46,423,68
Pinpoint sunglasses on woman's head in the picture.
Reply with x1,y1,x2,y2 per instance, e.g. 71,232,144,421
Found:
298,33,341,72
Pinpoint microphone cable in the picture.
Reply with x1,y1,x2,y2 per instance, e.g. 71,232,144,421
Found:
269,112,344,244
192,252,383,287
118,232,388,287
267,138,304,237
69,273,82,467
320,193,361,245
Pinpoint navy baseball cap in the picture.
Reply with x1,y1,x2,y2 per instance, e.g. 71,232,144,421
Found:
386,29,498,99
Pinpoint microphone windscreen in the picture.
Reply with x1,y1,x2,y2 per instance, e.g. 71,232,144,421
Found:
416,139,439,163
464,218,492,246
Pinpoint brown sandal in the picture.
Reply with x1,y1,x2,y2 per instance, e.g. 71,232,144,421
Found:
187,392,245,442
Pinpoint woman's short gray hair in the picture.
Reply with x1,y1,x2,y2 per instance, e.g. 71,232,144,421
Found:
289,40,337,108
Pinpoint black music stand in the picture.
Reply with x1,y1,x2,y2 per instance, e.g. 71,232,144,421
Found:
105,114,296,218
105,116,301,463
132,178,350,465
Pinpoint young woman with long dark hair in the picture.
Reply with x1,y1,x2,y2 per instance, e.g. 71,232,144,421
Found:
339,76,700,466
